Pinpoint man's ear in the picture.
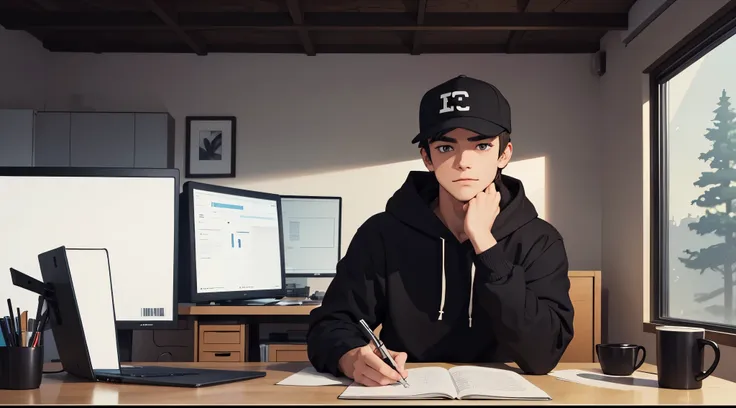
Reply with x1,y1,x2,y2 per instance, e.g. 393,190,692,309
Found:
420,147,434,171
498,142,513,170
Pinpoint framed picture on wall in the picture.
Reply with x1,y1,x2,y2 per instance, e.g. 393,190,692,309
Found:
185,116,236,178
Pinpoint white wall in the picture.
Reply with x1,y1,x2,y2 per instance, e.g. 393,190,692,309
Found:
600,0,736,381
0,27,48,109
43,52,604,294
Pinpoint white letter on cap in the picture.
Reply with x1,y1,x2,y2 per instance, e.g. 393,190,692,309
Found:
439,91,470,113
439,92,453,113
452,91,470,111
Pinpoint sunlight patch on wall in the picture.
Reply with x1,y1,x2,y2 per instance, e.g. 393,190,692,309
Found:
503,156,547,220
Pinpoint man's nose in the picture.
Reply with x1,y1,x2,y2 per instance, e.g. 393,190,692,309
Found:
455,150,474,170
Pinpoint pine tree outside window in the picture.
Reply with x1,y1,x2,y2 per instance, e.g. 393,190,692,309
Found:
648,10,736,332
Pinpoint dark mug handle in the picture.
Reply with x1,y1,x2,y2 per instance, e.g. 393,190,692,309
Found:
695,339,720,381
634,345,646,370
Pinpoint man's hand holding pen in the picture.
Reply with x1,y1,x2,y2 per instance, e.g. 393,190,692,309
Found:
338,342,409,387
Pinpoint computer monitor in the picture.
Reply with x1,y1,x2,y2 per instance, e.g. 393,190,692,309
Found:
280,195,342,278
180,181,286,304
0,167,180,331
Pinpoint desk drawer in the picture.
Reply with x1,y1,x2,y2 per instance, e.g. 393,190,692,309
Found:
196,323,247,362
199,351,242,362
203,331,241,344
267,344,308,362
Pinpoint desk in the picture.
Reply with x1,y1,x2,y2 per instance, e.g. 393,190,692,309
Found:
2,362,734,404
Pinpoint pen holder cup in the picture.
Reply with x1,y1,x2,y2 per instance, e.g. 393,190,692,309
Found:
0,346,44,390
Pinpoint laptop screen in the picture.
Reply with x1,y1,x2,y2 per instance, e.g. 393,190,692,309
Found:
66,248,121,372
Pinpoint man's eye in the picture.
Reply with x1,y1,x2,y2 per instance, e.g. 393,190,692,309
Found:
436,145,453,153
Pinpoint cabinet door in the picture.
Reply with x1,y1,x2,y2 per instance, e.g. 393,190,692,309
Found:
560,275,594,362
134,113,174,168
70,112,135,167
0,109,34,166
34,112,71,166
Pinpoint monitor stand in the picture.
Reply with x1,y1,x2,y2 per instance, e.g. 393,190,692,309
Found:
117,329,133,362
196,298,281,306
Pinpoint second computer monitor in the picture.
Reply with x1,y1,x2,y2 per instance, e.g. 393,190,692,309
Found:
280,195,342,278
182,181,286,303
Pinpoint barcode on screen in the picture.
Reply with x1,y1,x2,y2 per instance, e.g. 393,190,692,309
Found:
141,307,165,317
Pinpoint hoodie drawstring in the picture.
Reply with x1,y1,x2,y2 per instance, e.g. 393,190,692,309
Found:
469,262,475,328
437,238,446,321
437,237,475,328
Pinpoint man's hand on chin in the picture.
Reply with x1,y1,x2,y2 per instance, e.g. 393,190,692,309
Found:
463,183,500,254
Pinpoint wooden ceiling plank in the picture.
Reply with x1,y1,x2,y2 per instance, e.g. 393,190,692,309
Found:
505,0,531,53
2,11,628,31
411,0,428,55
143,0,207,55
286,0,316,56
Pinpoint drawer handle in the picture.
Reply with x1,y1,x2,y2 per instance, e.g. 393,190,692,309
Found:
214,352,231,357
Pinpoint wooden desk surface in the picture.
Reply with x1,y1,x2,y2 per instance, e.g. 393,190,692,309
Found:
178,302,319,316
2,362,734,405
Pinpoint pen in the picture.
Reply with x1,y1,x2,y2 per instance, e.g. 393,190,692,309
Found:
28,296,44,348
20,310,28,347
33,309,49,347
0,317,10,347
7,299,16,347
357,319,409,388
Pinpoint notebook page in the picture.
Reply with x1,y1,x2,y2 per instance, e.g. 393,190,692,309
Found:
449,366,551,400
339,367,457,399
277,367,352,386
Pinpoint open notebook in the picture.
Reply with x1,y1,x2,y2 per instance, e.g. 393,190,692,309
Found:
339,366,551,400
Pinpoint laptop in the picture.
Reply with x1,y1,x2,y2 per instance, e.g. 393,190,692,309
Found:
37,246,267,387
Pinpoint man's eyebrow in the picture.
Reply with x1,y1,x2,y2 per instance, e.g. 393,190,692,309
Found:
468,134,495,142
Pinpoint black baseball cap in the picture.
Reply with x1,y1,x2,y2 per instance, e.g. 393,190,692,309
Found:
412,75,512,144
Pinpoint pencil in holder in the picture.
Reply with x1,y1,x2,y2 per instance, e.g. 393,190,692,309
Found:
0,346,44,390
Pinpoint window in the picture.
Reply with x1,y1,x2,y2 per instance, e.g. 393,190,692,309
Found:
649,4,736,333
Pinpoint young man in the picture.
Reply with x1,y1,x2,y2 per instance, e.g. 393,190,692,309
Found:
306,75,574,387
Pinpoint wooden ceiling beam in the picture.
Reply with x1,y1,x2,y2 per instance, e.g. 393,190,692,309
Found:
285,0,315,56
42,41,602,54
142,0,207,55
411,0,427,55
2,11,629,31
505,0,531,53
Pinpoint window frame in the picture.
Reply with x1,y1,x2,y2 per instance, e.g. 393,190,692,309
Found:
647,2,736,334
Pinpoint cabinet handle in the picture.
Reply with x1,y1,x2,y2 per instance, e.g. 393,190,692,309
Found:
214,352,231,357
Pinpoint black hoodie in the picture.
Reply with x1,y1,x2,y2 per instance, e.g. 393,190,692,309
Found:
306,171,574,376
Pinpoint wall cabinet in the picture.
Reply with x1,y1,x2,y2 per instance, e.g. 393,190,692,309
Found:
69,112,136,167
34,111,71,166
0,109,175,169
0,109,34,166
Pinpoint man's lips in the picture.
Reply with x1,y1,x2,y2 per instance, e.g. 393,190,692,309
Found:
453,178,478,182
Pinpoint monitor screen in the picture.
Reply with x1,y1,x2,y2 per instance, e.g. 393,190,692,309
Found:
63,248,121,372
0,167,179,330
184,182,285,302
281,196,342,277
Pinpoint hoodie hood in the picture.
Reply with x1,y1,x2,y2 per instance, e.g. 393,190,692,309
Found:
384,170,539,327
